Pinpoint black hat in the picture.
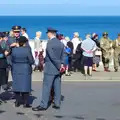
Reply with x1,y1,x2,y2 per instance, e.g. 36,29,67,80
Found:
0,32,5,38
3,31,9,37
46,27,58,33
12,26,21,32
19,36,28,43
118,33,120,36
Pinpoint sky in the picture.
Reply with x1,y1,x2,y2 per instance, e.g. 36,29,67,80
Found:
0,0,120,16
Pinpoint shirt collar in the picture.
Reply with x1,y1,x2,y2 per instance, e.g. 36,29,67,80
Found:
50,36,56,40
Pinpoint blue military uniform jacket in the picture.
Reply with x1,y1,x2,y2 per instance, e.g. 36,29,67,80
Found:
11,46,34,92
44,37,64,75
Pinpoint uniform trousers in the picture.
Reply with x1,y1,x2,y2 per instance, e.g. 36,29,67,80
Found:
114,51,120,69
40,73,61,109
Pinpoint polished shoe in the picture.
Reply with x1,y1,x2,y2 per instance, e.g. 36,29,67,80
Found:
32,106,47,111
115,69,118,72
15,101,20,107
52,105,60,109
23,104,32,108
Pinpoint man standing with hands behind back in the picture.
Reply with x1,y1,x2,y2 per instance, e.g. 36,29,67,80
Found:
32,28,64,111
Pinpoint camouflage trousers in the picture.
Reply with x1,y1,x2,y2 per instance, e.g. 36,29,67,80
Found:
114,51,120,70
102,55,110,68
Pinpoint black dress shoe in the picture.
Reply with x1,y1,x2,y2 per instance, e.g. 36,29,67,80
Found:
52,105,60,109
15,101,20,107
23,104,32,108
32,106,47,111
115,69,118,72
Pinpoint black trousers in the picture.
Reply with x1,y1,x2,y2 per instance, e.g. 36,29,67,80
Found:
68,57,73,71
0,69,7,86
15,92,29,104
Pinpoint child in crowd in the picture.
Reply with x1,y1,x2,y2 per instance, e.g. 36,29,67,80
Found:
64,46,71,76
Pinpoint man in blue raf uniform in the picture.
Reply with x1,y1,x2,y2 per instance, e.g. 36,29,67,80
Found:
7,26,21,47
6,26,21,66
32,28,64,111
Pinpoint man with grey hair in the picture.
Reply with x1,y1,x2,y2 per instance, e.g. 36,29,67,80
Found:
71,32,81,54
81,34,97,77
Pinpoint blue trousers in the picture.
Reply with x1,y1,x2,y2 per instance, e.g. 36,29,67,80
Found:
40,73,61,108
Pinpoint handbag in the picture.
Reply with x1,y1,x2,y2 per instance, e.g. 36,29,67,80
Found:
95,50,102,56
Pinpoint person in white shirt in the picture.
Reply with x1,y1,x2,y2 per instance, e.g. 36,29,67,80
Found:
34,31,43,71
81,34,97,77
21,28,29,39
71,32,81,54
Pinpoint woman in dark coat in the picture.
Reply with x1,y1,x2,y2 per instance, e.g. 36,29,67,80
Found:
92,33,101,71
0,45,8,104
11,36,34,108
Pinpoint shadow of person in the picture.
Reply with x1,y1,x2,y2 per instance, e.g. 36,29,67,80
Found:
0,90,13,102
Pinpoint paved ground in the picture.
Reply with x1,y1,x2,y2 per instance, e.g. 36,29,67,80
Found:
8,66,120,81
1,67,120,120
1,81,120,120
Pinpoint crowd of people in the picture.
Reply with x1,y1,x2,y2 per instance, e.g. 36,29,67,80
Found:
56,31,120,76
0,25,120,110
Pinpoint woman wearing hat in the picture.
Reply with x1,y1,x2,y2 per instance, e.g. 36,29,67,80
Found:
10,36,34,108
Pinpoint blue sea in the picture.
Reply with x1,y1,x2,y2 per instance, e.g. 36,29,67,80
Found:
0,16,120,40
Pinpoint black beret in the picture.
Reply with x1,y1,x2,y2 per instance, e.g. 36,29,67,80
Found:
46,27,58,33
12,26,21,32
19,36,28,43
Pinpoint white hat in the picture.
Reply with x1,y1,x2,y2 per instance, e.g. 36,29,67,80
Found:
74,32,79,37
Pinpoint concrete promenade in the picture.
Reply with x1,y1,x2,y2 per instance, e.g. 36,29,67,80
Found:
0,67,120,120
8,66,120,82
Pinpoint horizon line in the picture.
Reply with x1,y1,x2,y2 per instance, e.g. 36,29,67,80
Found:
0,15,120,17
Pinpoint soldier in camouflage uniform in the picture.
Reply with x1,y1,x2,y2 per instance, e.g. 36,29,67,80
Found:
100,32,112,72
112,33,120,72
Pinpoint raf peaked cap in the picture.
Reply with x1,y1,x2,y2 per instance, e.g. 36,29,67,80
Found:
3,31,10,37
12,26,21,32
46,28,58,33
0,32,5,38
